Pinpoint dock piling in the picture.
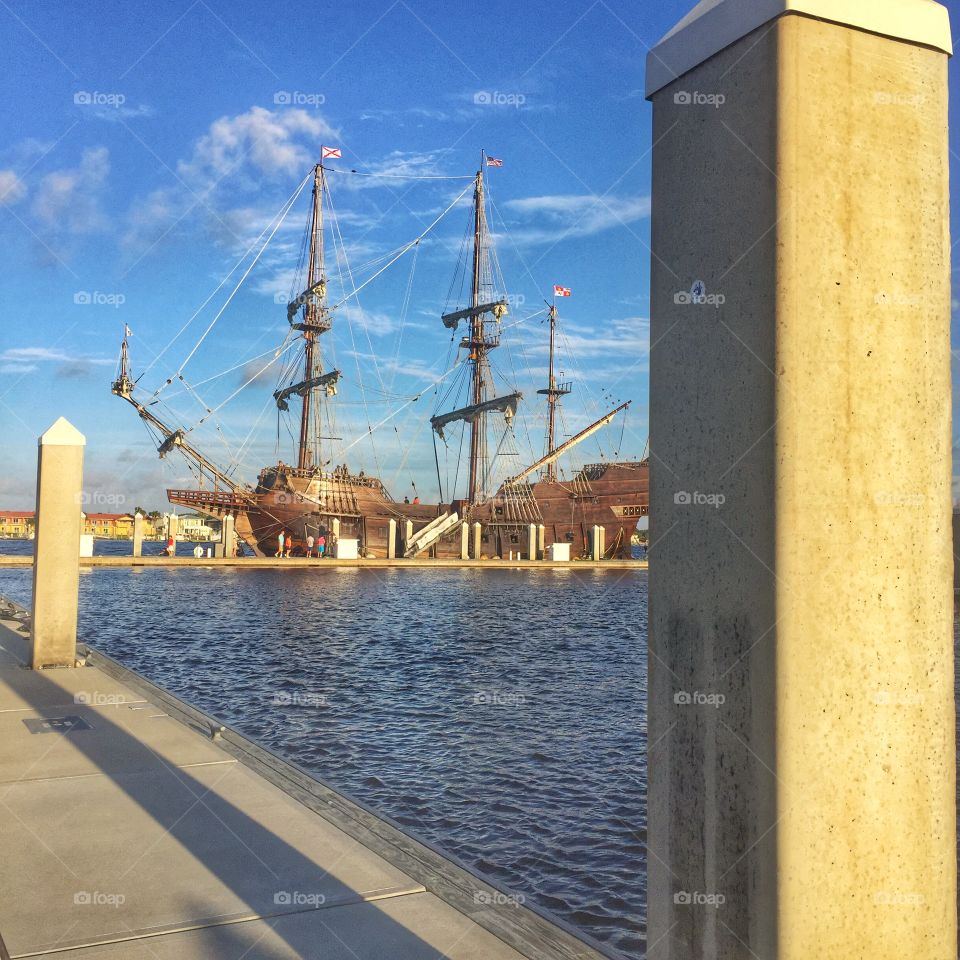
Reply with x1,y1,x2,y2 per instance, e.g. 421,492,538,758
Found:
460,522,470,560
132,511,144,557
646,3,955,957
387,518,397,559
31,417,85,669
472,521,482,560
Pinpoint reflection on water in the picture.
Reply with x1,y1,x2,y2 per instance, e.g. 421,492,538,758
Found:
0,561,647,957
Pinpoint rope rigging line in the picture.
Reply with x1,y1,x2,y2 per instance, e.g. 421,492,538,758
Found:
327,180,473,312
145,169,313,395
328,168,475,181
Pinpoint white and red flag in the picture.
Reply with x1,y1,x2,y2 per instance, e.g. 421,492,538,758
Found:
321,146,342,160
553,285,572,297
486,157,503,167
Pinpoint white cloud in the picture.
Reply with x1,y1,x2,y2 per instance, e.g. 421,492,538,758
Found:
32,146,110,234
0,362,36,374
0,170,26,205
1,347,113,365
337,304,397,337
123,107,337,255
500,193,651,246
179,106,336,184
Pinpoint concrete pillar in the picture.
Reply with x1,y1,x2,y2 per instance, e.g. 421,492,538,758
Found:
460,521,470,560
537,524,545,558
598,525,605,558
331,517,340,540
526,524,536,561
590,525,601,561
404,519,413,553
472,521,482,560
31,418,85,669
167,513,178,555
132,511,144,557
387,518,397,560
222,514,235,558
645,5,954,959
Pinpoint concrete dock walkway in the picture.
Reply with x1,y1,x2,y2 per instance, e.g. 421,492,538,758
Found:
0,605,614,959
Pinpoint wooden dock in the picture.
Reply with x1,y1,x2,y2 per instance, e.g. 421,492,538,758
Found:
0,601,619,959
0,555,647,570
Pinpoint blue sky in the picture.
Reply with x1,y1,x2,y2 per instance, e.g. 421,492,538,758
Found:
0,0,957,510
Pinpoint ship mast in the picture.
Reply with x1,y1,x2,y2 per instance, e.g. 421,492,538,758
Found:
467,164,485,502
537,303,571,480
298,164,325,470
432,154,520,503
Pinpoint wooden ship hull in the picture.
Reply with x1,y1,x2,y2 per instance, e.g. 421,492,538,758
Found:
168,460,648,559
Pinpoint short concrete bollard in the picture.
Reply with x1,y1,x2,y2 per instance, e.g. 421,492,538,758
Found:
222,513,236,558
387,518,397,560
590,525,602,562
472,522,482,560
132,511,144,558
31,417,85,670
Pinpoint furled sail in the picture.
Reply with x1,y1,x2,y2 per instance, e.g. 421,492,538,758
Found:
441,299,508,330
430,392,521,441
274,370,341,411
287,279,326,323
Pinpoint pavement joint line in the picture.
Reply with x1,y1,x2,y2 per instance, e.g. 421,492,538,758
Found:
0,757,238,787
16,886,429,959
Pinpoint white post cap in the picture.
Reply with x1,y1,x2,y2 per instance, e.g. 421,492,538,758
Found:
38,417,86,447
646,0,952,98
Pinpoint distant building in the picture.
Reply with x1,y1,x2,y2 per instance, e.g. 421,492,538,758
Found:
0,511,35,539
81,513,136,539
178,514,216,541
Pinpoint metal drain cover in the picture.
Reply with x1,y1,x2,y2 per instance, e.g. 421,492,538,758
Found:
22,716,92,734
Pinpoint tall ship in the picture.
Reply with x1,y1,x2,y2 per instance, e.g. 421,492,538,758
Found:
112,152,648,558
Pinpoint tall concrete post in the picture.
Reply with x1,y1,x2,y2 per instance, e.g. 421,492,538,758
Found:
646,4,954,958
167,512,178,555
404,519,413,554
222,514,235,558
590,525,601,562
471,522,482,560
331,517,340,541
526,524,536,562
387,518,397,560
537,524,545,559
132,511,144,558
460,522,470,560
31,418,85,670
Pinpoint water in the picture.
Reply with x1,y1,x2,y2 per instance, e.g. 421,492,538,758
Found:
0,551,647,957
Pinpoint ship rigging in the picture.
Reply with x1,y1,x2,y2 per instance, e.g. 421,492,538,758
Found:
112,149,647,558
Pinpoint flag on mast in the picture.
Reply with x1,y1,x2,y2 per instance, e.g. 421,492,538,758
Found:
321,146,342,160
124,324,133,338
553,285,572,298
486,157,503,167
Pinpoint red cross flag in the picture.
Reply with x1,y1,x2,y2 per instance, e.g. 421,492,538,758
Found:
321,146,342,160
553,285,572,297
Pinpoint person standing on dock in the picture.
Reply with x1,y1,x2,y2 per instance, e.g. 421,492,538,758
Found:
317,533,326,558
276,530,285,558
306,533,314,558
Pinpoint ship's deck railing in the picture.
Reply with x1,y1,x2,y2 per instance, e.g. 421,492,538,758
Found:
167,488,253,509
257,466,389,493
